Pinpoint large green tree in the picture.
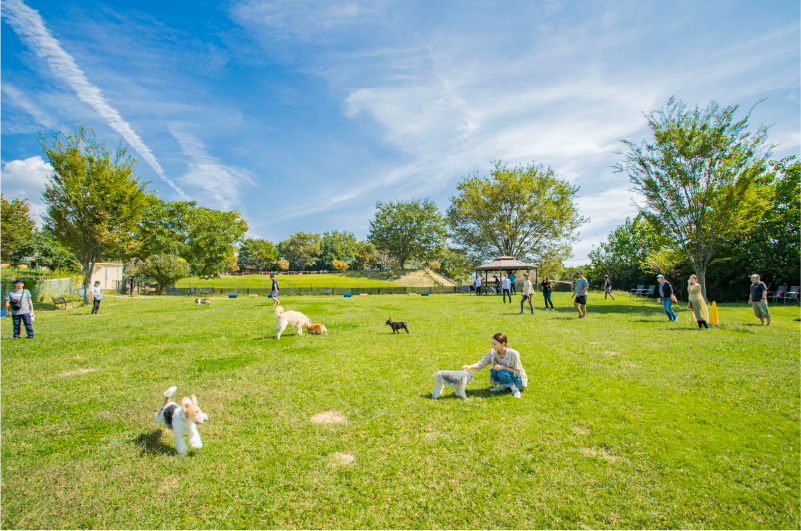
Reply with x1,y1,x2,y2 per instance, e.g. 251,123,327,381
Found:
368,199,446,268
134,197,196,259
279,232,322,272
446,161,586,263
1,195,37,263
318,231,359,269
352,241,377,270
40,126,148,303
184,207,248,278
237,238,279,272
10,233,80,275
131,254,190,294
615,97,772,298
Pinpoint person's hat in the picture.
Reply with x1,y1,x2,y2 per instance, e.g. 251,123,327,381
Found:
656,274,664,279
13,278,25,284
94,280,101,284
577,270,584,275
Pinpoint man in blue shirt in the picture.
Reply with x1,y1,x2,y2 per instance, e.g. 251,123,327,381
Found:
571,270,589,318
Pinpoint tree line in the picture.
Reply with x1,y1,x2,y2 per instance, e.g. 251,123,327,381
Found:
2,97,797,303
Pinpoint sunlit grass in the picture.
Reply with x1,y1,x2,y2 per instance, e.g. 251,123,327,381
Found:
1,292,798,528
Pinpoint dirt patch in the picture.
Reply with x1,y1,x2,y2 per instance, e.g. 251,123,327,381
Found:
59,368,97,377
581,446,618,462
332,452,355,465
572,426,589,435
604,351,620,356
158,476,178,494
310,411,347,425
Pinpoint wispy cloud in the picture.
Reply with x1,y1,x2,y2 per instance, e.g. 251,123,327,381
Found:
0,156,54,224
171,130,254,211
2,83,54,128
1,0,189,199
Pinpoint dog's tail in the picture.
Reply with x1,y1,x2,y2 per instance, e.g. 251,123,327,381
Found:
275,306,284,317
163,386,178,404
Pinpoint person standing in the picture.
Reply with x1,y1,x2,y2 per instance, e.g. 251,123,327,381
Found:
474,275,482,296
602,275,615,300
90,280,104,315
541,275,554,310
656,274,677,321
519,273,534,314
5,278,34,339
571,270,589,318
501,275,512,304
508,272,517,295
748,274,771,326
462,332,527,398
269,273,280,306
687,274,710,331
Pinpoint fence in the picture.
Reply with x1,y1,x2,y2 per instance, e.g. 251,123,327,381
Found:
151,285,470,296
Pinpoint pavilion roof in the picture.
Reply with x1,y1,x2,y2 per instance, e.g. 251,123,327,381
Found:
474,256,538,271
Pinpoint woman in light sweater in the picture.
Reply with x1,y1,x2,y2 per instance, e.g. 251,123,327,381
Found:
462,332,527,398
518,272,534,314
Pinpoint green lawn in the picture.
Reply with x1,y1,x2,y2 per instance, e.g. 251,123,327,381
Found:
175,272,406,288
2,292,799,529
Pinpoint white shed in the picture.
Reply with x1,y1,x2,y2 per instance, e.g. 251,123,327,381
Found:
89,262,124,290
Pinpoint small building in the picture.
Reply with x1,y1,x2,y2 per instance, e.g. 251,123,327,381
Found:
88,262,124,290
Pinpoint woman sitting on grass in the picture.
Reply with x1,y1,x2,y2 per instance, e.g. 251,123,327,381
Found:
462,333,528,398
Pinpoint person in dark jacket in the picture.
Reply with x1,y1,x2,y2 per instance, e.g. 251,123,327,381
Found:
656,274,677,321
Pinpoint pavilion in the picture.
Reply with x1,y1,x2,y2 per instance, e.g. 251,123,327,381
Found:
473,256,538,293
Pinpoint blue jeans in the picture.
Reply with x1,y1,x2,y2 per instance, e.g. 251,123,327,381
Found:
543,291,553,309
662,297,677,321
502,289,511,303
490,369,523,390
604,288,615,300
12,314,34,338
520,295,533,313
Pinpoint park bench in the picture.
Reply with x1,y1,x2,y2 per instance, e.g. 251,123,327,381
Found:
199,287,214,294
629,285,644,298
784,286,800,303
643,285,656,298
321,288,335,294
52,296,74,310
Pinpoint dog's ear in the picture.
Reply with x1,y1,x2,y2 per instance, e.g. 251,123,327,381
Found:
182,397,193,411
191,394,198,406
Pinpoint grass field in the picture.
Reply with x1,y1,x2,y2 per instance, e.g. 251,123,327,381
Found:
175,271,408,289
2,292,799,529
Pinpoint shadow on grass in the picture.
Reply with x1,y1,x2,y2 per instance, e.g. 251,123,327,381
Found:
134,429,177,455
420,388,513,400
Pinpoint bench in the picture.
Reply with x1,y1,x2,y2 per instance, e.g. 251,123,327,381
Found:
321,288,335,294
52,296,75,310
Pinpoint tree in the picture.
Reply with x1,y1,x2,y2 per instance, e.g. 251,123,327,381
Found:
135,197,196,259
184,207,248,278
368,199,447,268
447,161,587,263
352,242,377,270
279,232,322,271
277,259,289,271
538,245,572,280
436,247,474,282
1,195,37,263
331,259,349,271
318,231,359,269
615,97,772,298
131,254,189,294
587,215,666,288
40,126,148,303
238,238,279,272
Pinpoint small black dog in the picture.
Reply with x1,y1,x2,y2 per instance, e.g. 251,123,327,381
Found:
385,318,409,334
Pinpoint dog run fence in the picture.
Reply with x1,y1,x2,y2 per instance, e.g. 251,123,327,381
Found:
131,285,471,296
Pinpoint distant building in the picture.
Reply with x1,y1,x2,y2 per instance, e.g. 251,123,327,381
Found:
88,262,124,290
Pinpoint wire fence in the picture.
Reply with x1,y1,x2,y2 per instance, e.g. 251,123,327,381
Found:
142,285,471,296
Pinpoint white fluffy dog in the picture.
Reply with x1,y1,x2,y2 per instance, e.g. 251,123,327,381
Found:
432,370,474,399
274,306,311,339
154,386,208,455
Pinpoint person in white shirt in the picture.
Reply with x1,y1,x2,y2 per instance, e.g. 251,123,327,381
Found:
519,272,534,314
501,275,512,304
90,280,103,315
462,332,527,398
474,275,482,296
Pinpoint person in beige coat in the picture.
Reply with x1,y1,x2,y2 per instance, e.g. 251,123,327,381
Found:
518,272,534,314
687,274,710,331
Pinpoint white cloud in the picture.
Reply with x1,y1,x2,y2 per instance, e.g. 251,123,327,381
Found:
1,0,189,200
1,156,53,224
2,83,55,128
171,131,255,211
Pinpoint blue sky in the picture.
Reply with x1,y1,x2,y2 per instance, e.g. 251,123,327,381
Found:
2,0,798,265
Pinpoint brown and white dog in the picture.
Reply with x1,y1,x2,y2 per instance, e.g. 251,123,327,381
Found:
195,298,211,306
306,323,328,335
154,386,209,455
274,306,311,339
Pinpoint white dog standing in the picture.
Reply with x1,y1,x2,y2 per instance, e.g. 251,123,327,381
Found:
274,306,311,339
432,370,474,399
154,386,208,455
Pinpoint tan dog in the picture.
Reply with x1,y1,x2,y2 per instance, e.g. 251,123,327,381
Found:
306,323,328,335
195,298,211,306
274,306,311,339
